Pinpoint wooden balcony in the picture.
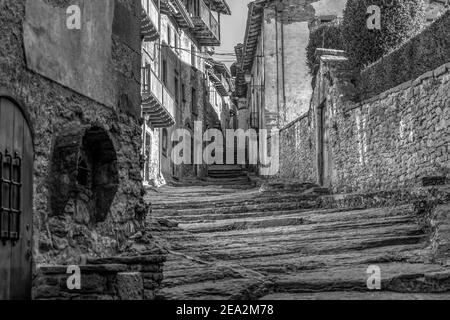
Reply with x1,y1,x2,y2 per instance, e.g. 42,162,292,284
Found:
189,0,220,46
141,0,160,41
209,71,229,96
160,0,194,29
141,66,175,128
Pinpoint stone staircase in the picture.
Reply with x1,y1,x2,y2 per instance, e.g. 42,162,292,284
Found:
204,164,252,185
145,184,450,300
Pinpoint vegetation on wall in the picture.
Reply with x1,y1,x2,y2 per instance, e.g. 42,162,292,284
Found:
358,10,450,101
306,24,345,75
342,0,427,69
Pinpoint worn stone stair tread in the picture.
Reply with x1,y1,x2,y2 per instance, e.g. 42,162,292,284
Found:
272,263,450,293
156,278,269,300
236,245,428,273
177,209,418,233
153,204,413,223
259,291,450,300
151,195,316,210
153,201,317,217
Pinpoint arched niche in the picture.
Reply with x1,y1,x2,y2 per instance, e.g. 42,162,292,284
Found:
49,125,119,223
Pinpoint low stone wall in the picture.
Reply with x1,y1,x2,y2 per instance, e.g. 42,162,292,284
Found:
33,251,166,300
430,203,450,264
277,114,317,182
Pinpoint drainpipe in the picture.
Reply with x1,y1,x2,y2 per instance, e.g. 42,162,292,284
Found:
275,9,280,128
158,0,162,179
281,13,286,123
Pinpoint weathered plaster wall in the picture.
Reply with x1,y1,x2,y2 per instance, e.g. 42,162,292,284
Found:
260,0,347,129
23,0,119,109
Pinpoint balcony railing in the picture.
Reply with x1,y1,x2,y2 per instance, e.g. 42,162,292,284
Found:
141,0,160,41
198,0,219,39
218,73,230,93
162,86,176,119
141,65,176,123
208,71,229,96
188,0,220,45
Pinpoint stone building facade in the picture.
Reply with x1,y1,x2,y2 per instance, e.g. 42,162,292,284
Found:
141,0,233,185
1,0,164,300
235,0,448,184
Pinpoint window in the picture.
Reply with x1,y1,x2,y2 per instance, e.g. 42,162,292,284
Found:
0,150,21,241
191,45,196,68
162,129,168,157
162,60,167,86
167,25,171,46
192,88,197,115
174,34,178,52
182,84,186,103
174,76,179,104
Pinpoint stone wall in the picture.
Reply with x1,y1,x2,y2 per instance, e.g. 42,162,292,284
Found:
328,61,450,193
33,248,166,300
277,114,317,182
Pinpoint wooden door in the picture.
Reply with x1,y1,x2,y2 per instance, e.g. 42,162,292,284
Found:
0,97,34,300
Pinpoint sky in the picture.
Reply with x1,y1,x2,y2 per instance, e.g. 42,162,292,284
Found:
216,0,252,67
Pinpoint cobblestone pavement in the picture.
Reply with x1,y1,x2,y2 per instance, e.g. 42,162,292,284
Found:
145,182,450,300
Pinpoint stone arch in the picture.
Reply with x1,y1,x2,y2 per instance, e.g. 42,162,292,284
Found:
49,125,119,223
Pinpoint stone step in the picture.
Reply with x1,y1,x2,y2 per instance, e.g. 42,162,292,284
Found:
208,165,243,171
153,201,317,217
156,278,270,300
154,208,320,223
164,204,413,224
208,172,248,178
272,263,450,294
179,213,419,235
260,291,450,300
151,193,318,210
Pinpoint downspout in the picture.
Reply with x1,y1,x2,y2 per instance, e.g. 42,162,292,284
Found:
275,9,280,128
158,0,162,179
281,13,286,124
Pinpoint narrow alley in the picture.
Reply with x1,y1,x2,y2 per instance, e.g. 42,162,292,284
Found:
1,0,449,303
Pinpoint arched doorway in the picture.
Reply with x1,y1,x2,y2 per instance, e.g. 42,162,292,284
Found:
0,96,34,300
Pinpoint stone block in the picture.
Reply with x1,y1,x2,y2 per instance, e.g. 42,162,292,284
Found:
434,64,448,78
116,272,144,300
